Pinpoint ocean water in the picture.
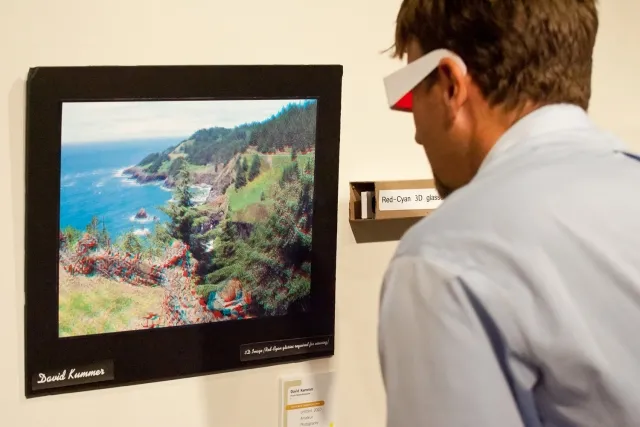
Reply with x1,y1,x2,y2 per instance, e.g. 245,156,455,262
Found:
59,137,181,241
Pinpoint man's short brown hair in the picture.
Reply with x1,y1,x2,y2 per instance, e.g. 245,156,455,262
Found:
393,0,599,111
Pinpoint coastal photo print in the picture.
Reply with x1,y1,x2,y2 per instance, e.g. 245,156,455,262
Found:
58,98,318,338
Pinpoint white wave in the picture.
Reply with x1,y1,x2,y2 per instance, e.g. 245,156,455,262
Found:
121,178,143,187
190,184,212,205
113,166,134,178
133,228,151,237
129,215,157,224
61,168,112,181
165,184,211,205
114,166,144,187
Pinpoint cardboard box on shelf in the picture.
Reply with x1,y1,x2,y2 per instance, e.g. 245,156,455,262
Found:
348,179,442,221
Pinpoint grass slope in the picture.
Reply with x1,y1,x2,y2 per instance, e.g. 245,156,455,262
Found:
225,151,315,222
58,269,164,337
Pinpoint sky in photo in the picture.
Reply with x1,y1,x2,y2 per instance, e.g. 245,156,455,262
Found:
61,99,311,144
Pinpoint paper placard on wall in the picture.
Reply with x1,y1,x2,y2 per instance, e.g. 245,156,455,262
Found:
280,372,336,427
378,188,442,211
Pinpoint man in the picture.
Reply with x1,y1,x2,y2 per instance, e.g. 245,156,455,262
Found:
377,1,640,426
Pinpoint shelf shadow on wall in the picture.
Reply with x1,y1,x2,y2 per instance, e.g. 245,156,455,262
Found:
349,217,422,244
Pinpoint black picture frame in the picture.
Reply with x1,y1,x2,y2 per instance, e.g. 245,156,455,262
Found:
24,64,342,398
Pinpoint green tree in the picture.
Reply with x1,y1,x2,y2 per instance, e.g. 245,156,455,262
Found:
86,216,99,236
138,152,160,167
61,225,82,250
120,231,143,254
147,154,167,173
242,180,313,315
304,157,314,175
168,157,188,178
84,216,110,248
280,162,299,186
205,212,251,285
145,222,174,258
296,177,314,232
242,157,248,172
235,161,247,189
159,168,196,245
248,154,261,181
97,216,110,247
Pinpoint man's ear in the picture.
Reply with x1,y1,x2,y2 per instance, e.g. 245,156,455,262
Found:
437,57,468,114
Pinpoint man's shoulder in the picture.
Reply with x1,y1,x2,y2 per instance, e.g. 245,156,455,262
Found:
396,165,582,260
396,143,640,261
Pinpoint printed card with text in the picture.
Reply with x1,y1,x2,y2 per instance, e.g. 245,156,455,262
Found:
280,372,336,427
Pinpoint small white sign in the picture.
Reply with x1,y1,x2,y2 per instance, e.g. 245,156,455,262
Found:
280,372,336,427
378,188,442,211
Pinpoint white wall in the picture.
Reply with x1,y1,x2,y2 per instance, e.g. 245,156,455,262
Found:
1,0,639,425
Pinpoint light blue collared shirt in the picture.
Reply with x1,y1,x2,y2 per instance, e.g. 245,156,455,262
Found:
378,104,640,427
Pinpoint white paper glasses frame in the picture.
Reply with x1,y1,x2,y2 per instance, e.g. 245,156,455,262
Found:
383,48,467,112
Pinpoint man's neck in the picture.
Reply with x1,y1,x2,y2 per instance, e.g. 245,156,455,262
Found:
467,101,543,178
437,100,545,200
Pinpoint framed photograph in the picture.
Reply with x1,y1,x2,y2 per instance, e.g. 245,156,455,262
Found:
24,64,342,397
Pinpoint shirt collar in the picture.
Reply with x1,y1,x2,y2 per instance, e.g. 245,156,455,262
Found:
477,103,595,174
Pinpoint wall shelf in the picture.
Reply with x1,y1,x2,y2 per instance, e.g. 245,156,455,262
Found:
348,179,441,243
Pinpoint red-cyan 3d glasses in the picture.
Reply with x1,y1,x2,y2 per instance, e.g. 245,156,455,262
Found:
383,49,467,112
